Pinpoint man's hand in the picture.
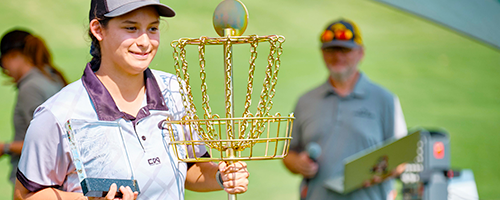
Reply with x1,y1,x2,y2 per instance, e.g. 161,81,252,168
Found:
362,175,382,188
297,152,319,178
219,161,250,194
283,151,319,179
362,163,406,188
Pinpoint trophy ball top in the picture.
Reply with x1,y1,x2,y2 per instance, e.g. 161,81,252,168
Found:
213,0,248,37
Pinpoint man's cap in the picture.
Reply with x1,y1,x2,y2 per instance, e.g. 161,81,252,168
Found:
320,19,363,49
1,29,31,59
89,0,176,22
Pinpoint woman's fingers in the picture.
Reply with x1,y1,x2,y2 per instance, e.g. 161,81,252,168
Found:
221,171,249,181
222,177,249,188
119,185,137,200
86,183,137,200
219,161,249,194
219,161,247,172
105,183,118,200
224,186,248,194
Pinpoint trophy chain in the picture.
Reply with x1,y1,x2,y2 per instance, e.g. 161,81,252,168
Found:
165,0,295,199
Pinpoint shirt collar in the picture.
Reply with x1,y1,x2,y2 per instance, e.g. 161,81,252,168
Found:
322,72,370,99
16,68,38,88
81,63,168,121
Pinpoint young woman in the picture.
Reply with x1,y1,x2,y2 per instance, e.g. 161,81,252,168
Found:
0,29,67,186
14,0,249,200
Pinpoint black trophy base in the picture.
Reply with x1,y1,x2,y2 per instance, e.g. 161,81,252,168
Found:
81,178,140,197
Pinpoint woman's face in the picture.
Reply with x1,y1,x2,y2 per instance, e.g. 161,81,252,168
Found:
1,51,28,82
99,6,160,75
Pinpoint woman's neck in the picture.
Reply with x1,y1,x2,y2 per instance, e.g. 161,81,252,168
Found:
95,64,146,117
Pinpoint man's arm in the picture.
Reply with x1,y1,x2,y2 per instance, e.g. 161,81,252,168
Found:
393,96,407,139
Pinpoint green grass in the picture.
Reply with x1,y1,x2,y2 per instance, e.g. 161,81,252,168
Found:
1,0,499,199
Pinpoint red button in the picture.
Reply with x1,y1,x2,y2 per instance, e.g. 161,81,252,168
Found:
433,142,445,159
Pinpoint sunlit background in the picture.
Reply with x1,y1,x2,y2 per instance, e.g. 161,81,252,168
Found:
1,0,499,199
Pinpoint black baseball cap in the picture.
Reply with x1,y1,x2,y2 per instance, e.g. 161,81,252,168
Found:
89,0,176,22
320,19,363,49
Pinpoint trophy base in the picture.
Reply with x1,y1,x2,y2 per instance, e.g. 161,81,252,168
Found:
81,178,140,197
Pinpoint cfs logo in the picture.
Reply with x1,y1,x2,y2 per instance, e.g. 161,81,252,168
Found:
148,157,161,166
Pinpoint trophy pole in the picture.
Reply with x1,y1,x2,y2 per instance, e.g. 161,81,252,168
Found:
168,1,294,200
223,28,237,200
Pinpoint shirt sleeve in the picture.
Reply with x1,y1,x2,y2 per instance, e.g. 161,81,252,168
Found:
17,107,71,192
14,83,48,141
184,125,207,158
393,96,407,139
289,99,304,152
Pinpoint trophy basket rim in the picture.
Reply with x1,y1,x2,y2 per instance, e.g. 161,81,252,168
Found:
162,114,294,162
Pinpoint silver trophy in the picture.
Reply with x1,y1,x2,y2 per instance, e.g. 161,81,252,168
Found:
65,119,140,197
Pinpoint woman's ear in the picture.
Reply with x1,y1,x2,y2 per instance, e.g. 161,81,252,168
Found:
90,19,104,41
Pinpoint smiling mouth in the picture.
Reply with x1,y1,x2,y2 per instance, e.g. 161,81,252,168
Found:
130,51,150,58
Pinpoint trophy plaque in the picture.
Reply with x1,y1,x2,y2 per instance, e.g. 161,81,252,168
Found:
65,119,140,197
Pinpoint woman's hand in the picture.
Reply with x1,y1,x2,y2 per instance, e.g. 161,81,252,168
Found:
88,183,138,200
218,161,250,194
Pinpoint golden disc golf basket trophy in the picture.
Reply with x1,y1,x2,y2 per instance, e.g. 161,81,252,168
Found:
163,0,294,199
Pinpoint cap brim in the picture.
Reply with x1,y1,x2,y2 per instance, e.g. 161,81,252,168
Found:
321,40,360,49
105,1,175,18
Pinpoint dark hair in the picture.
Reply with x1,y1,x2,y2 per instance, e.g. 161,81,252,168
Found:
0,29,68,86
88,17,111,71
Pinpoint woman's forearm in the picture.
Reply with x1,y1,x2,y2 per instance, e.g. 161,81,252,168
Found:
14,179,86,200
185,162,222,192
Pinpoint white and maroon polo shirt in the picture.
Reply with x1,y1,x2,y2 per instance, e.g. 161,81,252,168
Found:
17,63,206,200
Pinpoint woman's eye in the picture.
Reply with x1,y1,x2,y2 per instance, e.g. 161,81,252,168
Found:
125,27,137,31
149,27,159,32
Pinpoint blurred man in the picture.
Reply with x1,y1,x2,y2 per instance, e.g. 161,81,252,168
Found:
283,19,407,200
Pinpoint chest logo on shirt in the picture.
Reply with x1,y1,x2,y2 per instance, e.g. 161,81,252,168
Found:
354,107,374,119
148,157,161,166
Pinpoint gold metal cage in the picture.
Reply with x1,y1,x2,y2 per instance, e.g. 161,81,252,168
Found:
164,34,294,162
163,115,294,162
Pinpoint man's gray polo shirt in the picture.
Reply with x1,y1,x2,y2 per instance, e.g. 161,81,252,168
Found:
290,73,407,200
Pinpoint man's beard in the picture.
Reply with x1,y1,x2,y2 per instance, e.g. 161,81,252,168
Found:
328,64,357,83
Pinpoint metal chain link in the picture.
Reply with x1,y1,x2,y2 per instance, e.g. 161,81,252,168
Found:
198,37,217,144
224,35,234,142
265,36,285,113
171,39,216,148
249,36,277,138
170,35,285,151
237,35,259,147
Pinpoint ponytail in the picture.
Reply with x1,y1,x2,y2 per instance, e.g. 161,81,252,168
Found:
23,35,68,86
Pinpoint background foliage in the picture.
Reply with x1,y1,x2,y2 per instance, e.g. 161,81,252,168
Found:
0,0,499,199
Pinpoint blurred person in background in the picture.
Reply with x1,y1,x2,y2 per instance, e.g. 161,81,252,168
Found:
0,29,67,186
283,18,407,200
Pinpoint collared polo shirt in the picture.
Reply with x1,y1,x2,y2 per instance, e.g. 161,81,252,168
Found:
17,63,206,200
290,73,407,200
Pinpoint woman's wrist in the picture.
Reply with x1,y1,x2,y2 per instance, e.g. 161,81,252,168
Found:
2,143,11,155
215,170,224,189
